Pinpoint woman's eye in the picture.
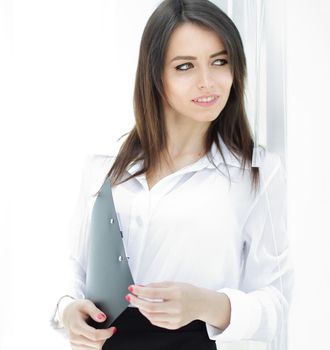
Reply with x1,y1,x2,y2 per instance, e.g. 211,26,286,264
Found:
175,59,228,71
213,58,228,66
175,62,193,71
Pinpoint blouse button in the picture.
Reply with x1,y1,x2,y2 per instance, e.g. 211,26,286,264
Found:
136,216,143,227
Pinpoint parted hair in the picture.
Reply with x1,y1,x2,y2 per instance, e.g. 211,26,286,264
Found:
105,0,262,195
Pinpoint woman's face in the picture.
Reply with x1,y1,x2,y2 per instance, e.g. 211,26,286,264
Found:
162,22,233,126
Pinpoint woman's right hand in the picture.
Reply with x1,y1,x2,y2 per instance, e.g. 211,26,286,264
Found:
62,299,117,349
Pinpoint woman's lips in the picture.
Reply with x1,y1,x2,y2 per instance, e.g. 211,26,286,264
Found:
192,96,219,107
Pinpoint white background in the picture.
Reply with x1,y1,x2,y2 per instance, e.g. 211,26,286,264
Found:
0,1,329,349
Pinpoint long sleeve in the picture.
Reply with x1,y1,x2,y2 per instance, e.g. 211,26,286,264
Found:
205,154,295,349
49,155,97,338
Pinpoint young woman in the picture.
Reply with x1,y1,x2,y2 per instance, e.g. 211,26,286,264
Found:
50,1,294,349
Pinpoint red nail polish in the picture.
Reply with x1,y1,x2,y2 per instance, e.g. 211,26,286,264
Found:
125,294,131,302
113,327,117,334
97,313,106,320
128,285,134,292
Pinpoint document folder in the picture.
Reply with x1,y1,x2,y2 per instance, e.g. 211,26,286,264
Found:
85,176,134,329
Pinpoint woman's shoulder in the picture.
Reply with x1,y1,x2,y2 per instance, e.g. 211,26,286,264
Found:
226,145,283,177
83,153,115,165
80,135,129,194
82,135,126,175
80,154,116,197
256,147,285,193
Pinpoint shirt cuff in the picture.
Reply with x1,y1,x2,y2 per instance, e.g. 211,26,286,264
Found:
205,287,262,342
50,295,77,334
58,296,77,327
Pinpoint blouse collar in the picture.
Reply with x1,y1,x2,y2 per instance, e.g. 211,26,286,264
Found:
126,133,250,176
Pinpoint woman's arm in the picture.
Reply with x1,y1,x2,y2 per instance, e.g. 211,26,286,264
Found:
49,155,114,337
202,154,295,348
123,152,293,350
195,288,231,331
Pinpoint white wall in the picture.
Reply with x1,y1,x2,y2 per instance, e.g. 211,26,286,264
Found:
286,0,330,349
1,1,329,349
0,1,135,348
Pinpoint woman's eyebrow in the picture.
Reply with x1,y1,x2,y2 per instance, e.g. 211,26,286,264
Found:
170,50,228,62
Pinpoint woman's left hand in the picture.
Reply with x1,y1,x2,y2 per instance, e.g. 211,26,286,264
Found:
125,281,204,329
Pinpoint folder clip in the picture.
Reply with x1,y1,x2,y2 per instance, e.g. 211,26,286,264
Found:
109,216,130,262
118,255,130,262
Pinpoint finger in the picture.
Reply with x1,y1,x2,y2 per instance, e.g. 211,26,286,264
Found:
129,293,180,315
139,308,178,324
139,309,176,330
74,319,116,342
71,343,103,350
128,285,170,300
127,294,177,313
70,326,116,348
127,293,167,313
144,281,173,288
69,332,104,349
152,320,177,330
81,300,109,325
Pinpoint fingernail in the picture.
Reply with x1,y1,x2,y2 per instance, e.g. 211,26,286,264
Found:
125,294,131,302
97,313,106,320
128,285,134,292
113,326,117,334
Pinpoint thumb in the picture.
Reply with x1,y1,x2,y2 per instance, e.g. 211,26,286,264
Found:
84,300,107,322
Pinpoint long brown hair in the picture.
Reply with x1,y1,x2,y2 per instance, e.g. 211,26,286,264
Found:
106,0,261,195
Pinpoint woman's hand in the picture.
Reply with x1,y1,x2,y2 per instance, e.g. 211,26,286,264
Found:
125,281,205,330
62,299,117,349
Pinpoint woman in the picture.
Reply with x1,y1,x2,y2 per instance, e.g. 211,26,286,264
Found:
50,0,294,349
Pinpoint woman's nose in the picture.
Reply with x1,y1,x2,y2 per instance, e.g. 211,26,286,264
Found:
197,68,214,90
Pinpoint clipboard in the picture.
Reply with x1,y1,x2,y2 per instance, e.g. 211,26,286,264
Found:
85,176,135,329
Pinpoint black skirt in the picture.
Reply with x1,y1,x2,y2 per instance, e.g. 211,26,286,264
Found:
102,306,217,349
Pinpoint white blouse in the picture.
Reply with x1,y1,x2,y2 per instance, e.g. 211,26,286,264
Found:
50,134,295,350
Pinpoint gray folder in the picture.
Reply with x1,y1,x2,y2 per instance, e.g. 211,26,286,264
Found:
85,176,134,329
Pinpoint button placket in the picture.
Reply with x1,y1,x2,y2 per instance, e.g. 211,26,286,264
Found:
129,190,150,239
136,215,143,227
